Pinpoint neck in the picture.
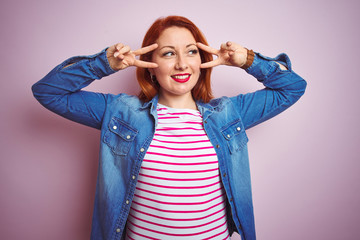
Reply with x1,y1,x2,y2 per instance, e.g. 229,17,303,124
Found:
158,92,197,110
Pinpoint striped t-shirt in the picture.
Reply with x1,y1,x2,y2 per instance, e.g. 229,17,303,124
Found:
125,104,230,240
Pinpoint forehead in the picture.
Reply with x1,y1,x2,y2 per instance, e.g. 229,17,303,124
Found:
157,26,196,46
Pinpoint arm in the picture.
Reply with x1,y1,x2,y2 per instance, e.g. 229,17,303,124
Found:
232,52,306,129
32,44,158,129
32,49,115,129
197,42,307,130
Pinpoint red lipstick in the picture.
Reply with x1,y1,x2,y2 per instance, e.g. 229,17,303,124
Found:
171,74,191,83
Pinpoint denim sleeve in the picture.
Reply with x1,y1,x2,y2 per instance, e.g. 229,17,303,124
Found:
230,53,307,130
32,49,117,129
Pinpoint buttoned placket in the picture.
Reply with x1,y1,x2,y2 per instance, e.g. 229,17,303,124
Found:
200,108,242,235
115,146,146,237
115,106,157,238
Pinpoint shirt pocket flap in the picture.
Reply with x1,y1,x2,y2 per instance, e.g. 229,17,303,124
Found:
221,119,248,153
104,117,138,156
109,117,138,141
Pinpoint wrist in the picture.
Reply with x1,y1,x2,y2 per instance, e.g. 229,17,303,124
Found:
240,48,255,69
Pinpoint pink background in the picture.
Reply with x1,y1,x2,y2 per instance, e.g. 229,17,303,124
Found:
1,0,359,239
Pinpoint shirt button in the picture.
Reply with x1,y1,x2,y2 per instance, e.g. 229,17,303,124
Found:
204,120,207,124
227,134,231,138
116,228,121,233
126,200,129,204
216,145,220,148
237,127,241,131
230,197,233,202
112,126,117,130
140,148,145,152
126,135,131,139
132,175,136,180
223,173,227,177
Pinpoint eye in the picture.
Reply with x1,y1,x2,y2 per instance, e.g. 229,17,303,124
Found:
188,49,198,55
162,51,175,57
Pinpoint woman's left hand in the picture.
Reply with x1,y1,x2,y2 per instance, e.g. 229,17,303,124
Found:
197,42,247,68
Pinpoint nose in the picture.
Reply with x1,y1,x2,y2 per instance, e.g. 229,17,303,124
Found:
175,54,188,70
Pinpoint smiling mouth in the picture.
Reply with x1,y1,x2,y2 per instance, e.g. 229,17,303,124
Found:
171,74,191,83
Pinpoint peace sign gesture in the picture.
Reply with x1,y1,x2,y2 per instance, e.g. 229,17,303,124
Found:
107,43,159,71
197,42,248,69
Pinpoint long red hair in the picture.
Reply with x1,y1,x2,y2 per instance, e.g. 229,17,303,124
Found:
136,16,213,103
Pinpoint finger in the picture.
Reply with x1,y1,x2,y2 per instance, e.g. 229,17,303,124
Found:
114,52,120,58
134,59,158,69
114,45,130,58
133,43,158,56
114,52,125,59
118,45,131,55
114,43,124,51
196,42,218,55
220,42,235,51
200,58,222,68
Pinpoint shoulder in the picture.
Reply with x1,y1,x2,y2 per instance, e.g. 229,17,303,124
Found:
207,96,232,111
106,93,145,111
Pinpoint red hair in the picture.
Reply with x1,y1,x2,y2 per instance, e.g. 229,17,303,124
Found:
136,16,213,103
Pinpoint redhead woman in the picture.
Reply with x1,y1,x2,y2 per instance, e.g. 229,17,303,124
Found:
32,16,306,240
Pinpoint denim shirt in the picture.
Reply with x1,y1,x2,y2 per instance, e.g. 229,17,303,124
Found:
32,49,306,240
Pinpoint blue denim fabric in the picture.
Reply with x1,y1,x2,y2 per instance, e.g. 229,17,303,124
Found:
32,49,306,240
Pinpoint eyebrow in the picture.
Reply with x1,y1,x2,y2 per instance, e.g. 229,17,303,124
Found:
159,43,197,50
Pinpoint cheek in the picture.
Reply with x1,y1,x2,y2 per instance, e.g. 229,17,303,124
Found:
190,59,201,74
152,59,168,74
154,63,172,76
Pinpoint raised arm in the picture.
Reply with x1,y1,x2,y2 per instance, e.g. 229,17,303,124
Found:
32,44,158,129
198,41,306,129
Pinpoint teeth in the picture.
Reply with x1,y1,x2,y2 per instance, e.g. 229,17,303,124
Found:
173,75,190,79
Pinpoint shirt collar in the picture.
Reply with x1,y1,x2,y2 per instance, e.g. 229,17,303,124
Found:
141,94,224,119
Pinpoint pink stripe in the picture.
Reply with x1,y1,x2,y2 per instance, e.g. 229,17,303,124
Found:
127,218,227,237
139,173,218,181
145,151,217,158
136,186,222,197
129,212,226,229
130,205,226,221
158,121,203,125
182,121,203,125
127,227,160,240
158,116,179,119
134,192,225,205
132,199,226,213
169,112,201,116
126,234,134,240
137,179,221,189
160,112,202,118
143,159,218,166
141,166,218,174
149,145,214,151
202,227,230,240
156,127,203,131
223,233,231,240
154,133,207,137
153,138,209,144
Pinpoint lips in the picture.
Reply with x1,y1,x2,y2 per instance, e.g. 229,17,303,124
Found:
171,74,191,83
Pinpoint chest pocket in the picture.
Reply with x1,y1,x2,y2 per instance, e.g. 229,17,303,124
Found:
221,119,248,154
103,117,138,156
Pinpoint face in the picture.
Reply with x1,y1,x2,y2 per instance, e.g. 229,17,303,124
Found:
150,26,201,101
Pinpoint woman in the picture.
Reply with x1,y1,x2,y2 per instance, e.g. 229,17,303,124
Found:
32,16,306,240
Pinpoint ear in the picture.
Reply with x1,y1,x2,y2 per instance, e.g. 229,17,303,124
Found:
148,68,155,76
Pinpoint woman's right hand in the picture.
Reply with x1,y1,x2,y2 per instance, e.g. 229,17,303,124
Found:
106,43,159,71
